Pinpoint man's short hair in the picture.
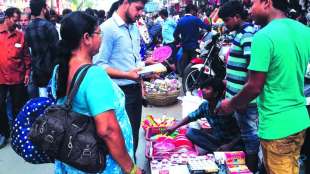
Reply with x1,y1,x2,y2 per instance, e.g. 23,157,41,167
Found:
271,0,289,12
198,77,225,99
159,9,168,18
85,8,96,17
21,12,31,20
62,8,72,16
218,0,248,20
30,0,46,16
5,7,21,18
119,0,149,5
185,4,198,14
97,10,105,18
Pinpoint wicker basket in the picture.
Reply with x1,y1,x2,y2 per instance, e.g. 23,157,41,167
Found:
145,90,180,106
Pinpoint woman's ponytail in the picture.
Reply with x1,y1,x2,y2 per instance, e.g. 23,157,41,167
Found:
55,40,72,98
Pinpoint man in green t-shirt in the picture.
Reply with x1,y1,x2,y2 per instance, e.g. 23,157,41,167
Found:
216,0,310,173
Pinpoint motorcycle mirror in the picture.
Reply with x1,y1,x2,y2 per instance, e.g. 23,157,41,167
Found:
195,49,201,53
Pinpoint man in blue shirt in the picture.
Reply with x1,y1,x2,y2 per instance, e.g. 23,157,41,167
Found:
159,9,177,68
159,9,176,45
173,4,211,75
93,0,148,156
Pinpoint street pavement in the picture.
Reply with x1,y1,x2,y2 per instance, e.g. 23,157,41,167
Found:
0,101,183,174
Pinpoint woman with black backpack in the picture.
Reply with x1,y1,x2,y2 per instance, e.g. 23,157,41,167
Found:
52,11,141,174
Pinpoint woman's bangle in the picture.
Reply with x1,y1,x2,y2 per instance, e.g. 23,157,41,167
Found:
129,164,138,174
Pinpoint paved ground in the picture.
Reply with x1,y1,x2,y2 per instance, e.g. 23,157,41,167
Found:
0,101,183,174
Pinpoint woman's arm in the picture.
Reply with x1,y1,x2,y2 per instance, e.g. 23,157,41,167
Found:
94,110,138,174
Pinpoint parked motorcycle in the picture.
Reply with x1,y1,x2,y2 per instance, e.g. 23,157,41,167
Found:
182,31,231,94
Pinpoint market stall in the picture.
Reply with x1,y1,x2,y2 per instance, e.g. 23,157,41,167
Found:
141,115,253,174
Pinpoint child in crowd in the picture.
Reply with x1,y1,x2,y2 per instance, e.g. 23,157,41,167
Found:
166,78,243,153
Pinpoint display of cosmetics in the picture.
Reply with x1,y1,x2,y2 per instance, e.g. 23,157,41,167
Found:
151,159,170,174
150,155,219,174
187,155,219,173
213,151,252,174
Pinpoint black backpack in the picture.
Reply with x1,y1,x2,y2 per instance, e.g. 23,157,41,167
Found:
29,64,107,173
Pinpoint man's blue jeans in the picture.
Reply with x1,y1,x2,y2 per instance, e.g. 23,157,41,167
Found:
234,105,260,155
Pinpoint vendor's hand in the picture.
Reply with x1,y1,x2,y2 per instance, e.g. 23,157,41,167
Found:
216,143,232,152
144,57,157,65
127,68,142,81
215,99,234,116
162,60,176,72
165,125,178,135
142,72,160,79
24,75,30,86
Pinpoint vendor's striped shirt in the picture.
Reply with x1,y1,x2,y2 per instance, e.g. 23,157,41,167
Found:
225,22,257,104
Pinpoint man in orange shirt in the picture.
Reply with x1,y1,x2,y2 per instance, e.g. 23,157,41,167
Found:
0,7,30,148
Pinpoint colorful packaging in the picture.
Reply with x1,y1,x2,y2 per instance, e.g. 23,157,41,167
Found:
224,151,246,165
226,164,252,174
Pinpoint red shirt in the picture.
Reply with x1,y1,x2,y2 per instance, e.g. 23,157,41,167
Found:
0,26,31,85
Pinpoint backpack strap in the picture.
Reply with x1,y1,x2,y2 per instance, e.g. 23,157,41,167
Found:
65,64,92,108
68,64,90,94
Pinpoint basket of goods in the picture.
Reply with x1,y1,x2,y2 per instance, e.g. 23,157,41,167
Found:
144,78,181,106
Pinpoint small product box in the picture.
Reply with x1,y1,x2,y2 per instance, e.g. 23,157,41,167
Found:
138,63,167,77
224,151,246,165
187,156,219,174
226,164,252,174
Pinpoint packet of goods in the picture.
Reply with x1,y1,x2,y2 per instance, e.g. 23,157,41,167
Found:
138,63,167,77
198,118,211,129
226,164,252,174
150,132,179,141
224,151,246,165
187,156,219,173
142,115,158,130
141,115,176,131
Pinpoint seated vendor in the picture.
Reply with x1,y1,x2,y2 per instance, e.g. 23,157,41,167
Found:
166,78,243,153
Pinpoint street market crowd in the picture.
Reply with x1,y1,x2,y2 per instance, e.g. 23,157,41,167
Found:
0,0,310,174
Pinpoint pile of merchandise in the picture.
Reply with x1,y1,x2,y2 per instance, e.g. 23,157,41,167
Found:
142,115,175,133
144,78,180,95
142,115,198,160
